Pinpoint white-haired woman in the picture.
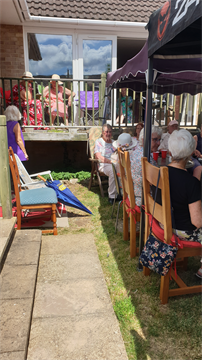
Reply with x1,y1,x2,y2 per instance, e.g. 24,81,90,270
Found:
5,105,28,161
130,125,162,206
168,129,202,277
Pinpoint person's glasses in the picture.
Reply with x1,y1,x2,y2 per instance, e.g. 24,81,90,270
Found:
104,131,112,134
152,137,160,142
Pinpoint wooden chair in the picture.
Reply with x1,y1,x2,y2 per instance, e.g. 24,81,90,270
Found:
141,157,202,304
88,127,108,197
118,148,141,258
8,147,58,235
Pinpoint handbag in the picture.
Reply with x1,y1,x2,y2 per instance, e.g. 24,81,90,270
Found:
139,170,178,276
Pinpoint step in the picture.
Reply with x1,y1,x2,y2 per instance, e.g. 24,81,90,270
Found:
0,229,42,360
0,217,16,272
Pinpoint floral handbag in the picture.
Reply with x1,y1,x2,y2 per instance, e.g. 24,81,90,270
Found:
139,171,178,276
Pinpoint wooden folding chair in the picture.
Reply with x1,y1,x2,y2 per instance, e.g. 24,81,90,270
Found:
141,157,202,304
118,148,141,258
8,147,58,235
88,127,108,197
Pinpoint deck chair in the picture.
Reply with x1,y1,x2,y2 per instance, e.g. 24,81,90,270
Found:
118,148,141,258
14,154,53,189
111,163,123,233
9,147,58,235
14,154,63,217
141,157,202,304
88,127,108,197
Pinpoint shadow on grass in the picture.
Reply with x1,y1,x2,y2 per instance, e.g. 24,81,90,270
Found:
91,187,202,360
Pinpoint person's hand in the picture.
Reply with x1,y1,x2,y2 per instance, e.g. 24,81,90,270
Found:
25,153,29,160
194,149,201,158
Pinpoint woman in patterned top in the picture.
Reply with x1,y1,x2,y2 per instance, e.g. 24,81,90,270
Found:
130,126,162,206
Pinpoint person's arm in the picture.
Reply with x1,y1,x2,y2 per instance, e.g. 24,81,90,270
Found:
189,200,202,229
95,152,111,164
13,123,29,160
20,88,32,101
64,88,76,106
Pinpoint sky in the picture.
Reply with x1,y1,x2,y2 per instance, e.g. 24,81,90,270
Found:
29,34,112,77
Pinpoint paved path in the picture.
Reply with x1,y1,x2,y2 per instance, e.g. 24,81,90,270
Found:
27,234,128,360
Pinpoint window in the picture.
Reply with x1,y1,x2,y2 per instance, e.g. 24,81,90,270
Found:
28,33,73,77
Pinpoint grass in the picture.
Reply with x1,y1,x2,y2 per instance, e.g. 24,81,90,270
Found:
57,179,202,360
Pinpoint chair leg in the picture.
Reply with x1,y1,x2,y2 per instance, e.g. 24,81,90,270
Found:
130,212,136,258
115,200,121,234
52,204,57,235
111,198,116,219
17,207,22,230
88,171,94,190
123,205,129,241
160,273,170,304
96,171,104,197
143,267,150,276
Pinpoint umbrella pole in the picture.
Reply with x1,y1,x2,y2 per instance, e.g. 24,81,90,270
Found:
138,56,153,271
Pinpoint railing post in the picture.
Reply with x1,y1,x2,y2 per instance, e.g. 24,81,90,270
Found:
100,73,106,123
0,115,12,219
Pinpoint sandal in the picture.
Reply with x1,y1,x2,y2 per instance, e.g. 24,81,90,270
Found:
196,268,202,279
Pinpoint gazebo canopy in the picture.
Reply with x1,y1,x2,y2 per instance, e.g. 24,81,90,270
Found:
147,0,202,58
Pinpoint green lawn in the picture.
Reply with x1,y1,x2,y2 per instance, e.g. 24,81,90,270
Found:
58,179,202,360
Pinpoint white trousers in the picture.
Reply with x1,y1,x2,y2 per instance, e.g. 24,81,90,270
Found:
99,163,117,199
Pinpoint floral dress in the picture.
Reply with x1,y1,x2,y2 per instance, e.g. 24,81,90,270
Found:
11,84,43,126
43,85,68,118
130,144,156,206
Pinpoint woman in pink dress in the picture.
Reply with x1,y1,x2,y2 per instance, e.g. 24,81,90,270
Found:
43,74,75,126
10,71,43,128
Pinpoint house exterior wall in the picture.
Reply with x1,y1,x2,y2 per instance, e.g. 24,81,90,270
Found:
0,25,25,80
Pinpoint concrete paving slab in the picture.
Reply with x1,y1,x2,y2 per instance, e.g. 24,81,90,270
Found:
32,278,113,318
6,241,41,266
38,253,103,282
0,218,16,238
0,351,25,360
0,298,33,353
0,265,38,300
14,229,42,242
27,314,128,360
41,233,96,255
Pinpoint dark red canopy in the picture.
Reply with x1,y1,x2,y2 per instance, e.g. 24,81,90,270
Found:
107,41,202,95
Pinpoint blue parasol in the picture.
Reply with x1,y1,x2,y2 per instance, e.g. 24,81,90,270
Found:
45,180,92,215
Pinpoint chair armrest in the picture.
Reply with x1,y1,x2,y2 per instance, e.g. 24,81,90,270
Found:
89,158,99,163
21,181,45,187
30,170,51,178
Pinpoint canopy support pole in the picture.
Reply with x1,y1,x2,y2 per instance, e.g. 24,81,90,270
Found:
138,56,153,270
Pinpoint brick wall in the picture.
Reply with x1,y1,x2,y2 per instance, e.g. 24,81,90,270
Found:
0,25,25,88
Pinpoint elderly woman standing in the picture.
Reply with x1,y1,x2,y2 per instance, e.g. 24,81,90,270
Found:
5,105,28,161
130,125,162,206
168,129,202,278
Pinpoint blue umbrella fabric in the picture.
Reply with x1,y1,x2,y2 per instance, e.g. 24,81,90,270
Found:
45,180,92,215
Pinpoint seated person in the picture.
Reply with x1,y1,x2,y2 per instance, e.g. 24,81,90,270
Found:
116,88,133,124
159,120,202,180
43,74,75,126
158,119,178,151
112,132,137,174
8,71,43,127
168,129,202,277
133,122,144,142
130,126,162,206
193,124,202,159
94,124,117,205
